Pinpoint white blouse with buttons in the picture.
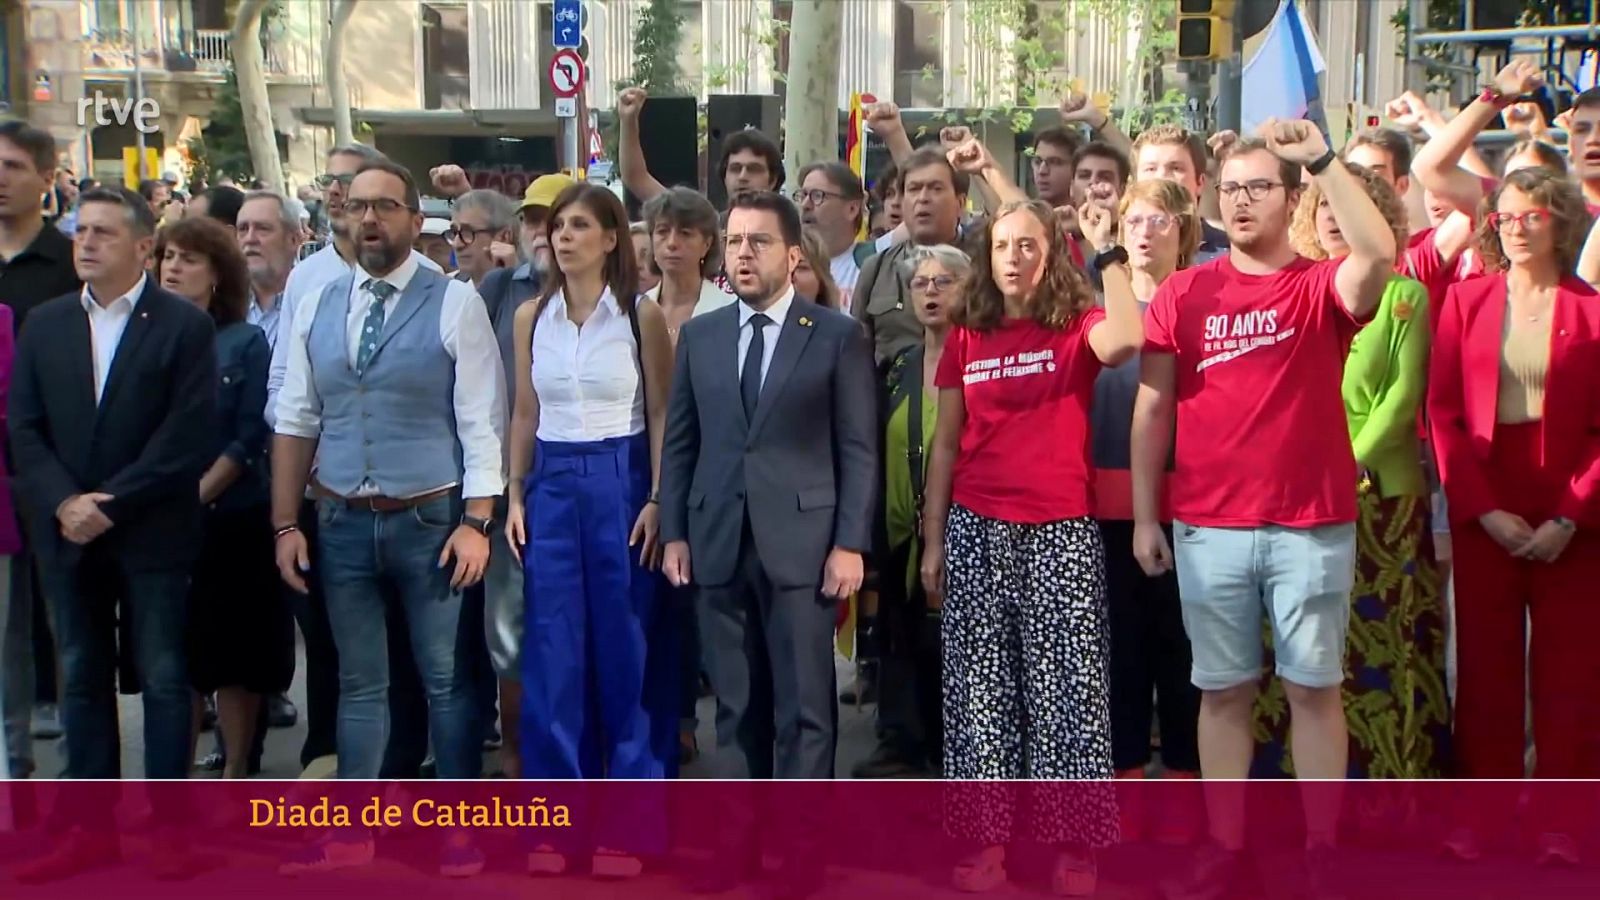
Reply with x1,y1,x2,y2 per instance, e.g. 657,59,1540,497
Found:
531,286,645,442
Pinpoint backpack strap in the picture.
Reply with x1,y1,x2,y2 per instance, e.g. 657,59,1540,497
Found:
902,345,927,527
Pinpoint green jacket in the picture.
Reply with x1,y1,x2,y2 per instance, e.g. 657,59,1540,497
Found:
1343,275,1430,498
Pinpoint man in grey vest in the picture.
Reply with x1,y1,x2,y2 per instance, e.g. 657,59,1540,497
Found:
270,160,504,875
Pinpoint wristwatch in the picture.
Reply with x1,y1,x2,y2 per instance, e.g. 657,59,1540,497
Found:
1552,516,1577,532
1092,245,1129,271
461,514,495,536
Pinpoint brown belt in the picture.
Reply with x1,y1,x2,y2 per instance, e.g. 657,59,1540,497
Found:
311,482,453,513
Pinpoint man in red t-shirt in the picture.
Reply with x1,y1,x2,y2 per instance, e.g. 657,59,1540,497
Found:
1131,122,1396,897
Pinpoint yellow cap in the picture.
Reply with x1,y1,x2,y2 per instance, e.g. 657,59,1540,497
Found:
520,173,577,211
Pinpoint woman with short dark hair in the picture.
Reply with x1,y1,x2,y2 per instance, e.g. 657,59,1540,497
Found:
154,216,284,779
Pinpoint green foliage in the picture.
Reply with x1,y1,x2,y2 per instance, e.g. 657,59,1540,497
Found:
184,67,255,184
620,0,689,95
1393,0,1585,93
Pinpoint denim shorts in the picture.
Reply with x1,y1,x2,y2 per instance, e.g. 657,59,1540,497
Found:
1171,520,1356,691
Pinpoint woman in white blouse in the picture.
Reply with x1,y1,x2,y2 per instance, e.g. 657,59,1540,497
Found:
641,187,735,345
504,183,674,876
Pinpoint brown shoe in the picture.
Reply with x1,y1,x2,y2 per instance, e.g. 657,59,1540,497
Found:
12,828,120,884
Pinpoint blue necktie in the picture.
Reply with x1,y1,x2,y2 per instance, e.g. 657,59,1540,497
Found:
741,313,770,421
356,279,397,374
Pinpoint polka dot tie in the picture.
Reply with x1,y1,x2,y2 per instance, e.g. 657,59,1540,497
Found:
356,278,397,374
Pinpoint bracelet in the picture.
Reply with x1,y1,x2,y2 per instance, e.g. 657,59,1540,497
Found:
1306,148,1337,176
273,524,300,540
1478,87,1517,110
645,496,660,506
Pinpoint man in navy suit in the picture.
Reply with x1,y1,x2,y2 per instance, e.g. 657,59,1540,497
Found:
11,186,216,881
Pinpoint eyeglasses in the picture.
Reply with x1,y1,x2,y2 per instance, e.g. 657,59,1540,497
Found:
1217,180,1283,201
909,275,959,294
317,172,355,188
444,224,488,244
1490,209,1552,231
791,188,843,206
1031,156,1071,171
724,232,777,253
343,198,415,217
1123,213,1176,232
725,161,769,178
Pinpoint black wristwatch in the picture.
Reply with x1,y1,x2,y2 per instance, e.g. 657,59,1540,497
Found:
1092,245,1129,272
1306,148,1338,176
461,514,495,536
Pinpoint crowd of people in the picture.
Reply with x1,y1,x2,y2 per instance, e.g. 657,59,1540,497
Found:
0,54,1599,897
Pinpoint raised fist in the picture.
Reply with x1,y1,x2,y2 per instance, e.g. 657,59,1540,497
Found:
1078,201,1115,252
1206,129,1239,158
617,86,647,120
1059,88,1106,128
1257,118,1330,167
945,137,992,175
430,164,471,199
1492,60,1544,100
939,125,974,149
1503,101,1548,136
865,101,904,137
1383,91,1431,130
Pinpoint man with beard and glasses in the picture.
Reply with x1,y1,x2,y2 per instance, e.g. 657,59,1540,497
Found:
853,147,970,366
659,191,875,895
793,161,872,310
271,160,503,876
264,145,443,776
1132,121,1396,900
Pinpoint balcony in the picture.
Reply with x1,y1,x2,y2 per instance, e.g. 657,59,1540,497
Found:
82,27,313,81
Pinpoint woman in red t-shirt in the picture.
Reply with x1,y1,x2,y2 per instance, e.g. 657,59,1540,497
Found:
1429,167,1600,862
920,167,1144,891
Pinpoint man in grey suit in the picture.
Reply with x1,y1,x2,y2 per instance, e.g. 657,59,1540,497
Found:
661,190,876,783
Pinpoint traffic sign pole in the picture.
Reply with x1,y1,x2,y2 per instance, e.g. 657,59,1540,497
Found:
552,0,585,175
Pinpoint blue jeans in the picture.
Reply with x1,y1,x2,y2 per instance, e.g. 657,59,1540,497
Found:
317,492,481,779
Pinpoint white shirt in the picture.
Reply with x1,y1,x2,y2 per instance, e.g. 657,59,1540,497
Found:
81,275,146,404
830,249,860,315
644,279,737,318
736,286,794,389
266,244,442,427
274,253,506,499
532,287,645,442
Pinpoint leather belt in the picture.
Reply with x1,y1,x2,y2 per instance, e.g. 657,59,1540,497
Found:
311,483,453,513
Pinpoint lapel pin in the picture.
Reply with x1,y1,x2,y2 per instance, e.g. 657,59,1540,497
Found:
798,316,813,327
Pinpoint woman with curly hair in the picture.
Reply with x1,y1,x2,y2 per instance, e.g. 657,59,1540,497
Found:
921,139,1143,895
1430,167,1600,863
154,216,286,778
1250,164,1448,780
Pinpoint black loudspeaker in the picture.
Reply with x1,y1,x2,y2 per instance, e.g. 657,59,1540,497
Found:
706,94,782,210
629,94,700,221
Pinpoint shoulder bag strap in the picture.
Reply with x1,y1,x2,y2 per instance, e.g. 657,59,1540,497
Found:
905,344,927,526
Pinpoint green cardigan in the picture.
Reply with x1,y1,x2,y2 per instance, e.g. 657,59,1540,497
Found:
1343,275,1430,498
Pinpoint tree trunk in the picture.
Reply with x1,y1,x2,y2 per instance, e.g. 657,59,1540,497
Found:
780,0,844,193
327,0,358,147
233,0,284,192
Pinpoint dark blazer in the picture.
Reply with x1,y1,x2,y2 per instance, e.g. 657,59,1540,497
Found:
1428,274,1600,527
10,280,219,570
660,295,877,588
210,321,271,511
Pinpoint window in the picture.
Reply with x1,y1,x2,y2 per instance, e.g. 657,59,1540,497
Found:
678,0,704,96
894,1,944,108
421,2,471,110
1019,1,1071,106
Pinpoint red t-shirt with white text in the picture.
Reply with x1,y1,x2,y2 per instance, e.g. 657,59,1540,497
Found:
1143,256,1361,528
935,309,1107,524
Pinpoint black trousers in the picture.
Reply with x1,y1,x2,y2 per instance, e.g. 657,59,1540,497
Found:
697,520,838,780
1100,520,1200,773
288,497,430,775
871,539,943,767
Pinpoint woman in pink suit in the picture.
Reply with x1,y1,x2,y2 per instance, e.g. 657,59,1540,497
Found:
1428,167,1600,863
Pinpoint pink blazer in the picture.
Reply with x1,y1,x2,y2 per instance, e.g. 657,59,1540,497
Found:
0,304,21,555
1427,274,1600,527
